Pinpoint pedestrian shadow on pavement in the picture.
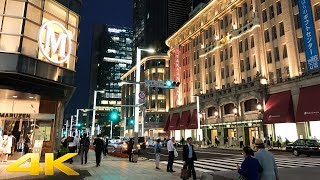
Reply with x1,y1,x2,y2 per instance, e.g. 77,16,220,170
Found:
4,170,91,180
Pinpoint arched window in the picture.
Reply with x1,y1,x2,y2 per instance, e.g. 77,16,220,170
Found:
244,99,258,112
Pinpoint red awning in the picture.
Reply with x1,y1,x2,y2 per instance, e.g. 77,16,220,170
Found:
296,85,320,122
263,91,295,124
163,115,170,131
168,113,180,130
188,109,198,129
177,111,191,130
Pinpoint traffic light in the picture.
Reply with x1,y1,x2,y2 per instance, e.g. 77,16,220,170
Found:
129,119,134,125
109,109,119,121
164,80,180,89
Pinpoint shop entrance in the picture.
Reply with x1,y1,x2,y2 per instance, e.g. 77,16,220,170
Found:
211,129,217,145
247,127,260,146
0,118,53,157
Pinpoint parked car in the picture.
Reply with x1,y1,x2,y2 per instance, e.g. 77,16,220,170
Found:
290,139,320,156
146,140,155,147
138,137,146,149
285,142,294,152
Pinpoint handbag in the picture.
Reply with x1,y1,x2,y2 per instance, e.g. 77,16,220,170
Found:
174,148,178,157
180,164,190,179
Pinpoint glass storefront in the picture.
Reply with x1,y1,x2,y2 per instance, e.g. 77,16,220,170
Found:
310,121,320,139
0,89,56,155
274,123,298,142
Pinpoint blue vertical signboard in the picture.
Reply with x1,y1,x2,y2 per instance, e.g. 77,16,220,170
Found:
298,0,320,71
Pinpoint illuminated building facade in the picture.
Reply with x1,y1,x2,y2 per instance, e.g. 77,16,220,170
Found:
0,0,81,153
166,0,320,145
120,54,170,138
89,25,132,132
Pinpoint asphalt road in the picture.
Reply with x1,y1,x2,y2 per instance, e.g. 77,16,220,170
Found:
140,146,320,180
140,146,291,161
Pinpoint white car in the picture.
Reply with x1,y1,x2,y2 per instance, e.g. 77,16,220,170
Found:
146,140,155,147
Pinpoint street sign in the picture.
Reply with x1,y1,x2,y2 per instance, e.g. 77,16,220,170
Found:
139,91,146,99
145,80,165,88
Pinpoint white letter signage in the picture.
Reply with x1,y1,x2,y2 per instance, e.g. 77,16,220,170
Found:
38,21,72,64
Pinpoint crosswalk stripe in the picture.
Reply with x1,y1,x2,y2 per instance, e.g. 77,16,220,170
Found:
160,157,320,173
160,162,212,172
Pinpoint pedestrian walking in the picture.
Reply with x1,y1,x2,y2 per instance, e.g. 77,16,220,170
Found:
270,135,273,147
24,132,32,154
254,138,279,180
93,134,104,167
167,137,176,172
181,137,185,145
127,138,134,162
252,137,256,146
215,136,218,147
1,133,12,162
67,134,77,164
79,133,90,165
237,146,262,180
239,136,244,148
154,138,161,169
182,137,197,180
277,137,282,149
8,132,16,157
285,137,289,146
230,137,234,147
224,137,229,147
103,137,109,156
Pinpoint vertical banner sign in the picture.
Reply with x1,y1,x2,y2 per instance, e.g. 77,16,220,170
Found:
174,46,181,106
298,0,320,71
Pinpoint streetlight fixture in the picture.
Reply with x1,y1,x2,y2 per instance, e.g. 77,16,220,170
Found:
92,90,105,137
134,47,155,149
257,104,262,111
76,108,94,136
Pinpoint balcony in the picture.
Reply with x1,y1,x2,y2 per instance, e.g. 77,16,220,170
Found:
201,80,262,103
230,15,260,39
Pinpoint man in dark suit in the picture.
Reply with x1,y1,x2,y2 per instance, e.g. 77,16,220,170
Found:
183,137,197,180
93,134,104,167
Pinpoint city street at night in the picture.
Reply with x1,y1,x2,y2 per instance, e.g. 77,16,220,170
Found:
140,146,320,179
1,0,320,179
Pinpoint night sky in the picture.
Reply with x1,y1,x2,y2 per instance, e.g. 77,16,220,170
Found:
66,0,133,116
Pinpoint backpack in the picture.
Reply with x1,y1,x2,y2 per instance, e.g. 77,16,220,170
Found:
81,137,90,148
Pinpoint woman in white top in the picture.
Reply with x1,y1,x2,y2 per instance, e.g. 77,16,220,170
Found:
2,134,12,162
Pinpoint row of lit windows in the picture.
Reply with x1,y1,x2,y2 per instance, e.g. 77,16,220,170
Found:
261,1,282,23
264,22,285,43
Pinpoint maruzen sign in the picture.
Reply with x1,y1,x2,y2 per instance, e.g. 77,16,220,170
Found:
38,21,72,64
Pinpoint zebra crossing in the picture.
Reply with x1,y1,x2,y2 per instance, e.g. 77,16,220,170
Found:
160,157,320,173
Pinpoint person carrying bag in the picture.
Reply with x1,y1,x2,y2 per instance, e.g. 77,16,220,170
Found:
181,137,197,180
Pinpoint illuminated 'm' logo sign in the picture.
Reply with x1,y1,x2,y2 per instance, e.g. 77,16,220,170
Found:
38,21,72,64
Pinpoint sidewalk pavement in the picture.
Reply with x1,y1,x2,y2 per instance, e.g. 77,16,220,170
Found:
0,150,183,180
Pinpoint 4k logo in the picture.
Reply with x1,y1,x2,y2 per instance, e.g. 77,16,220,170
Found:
6,153,79,176
38,21,72,64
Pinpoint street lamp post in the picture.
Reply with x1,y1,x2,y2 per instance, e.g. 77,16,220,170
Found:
69,115,74,136
233,107,238,145
110,121,113,139
191,94,203,142
92,90,105,137
134,47,155,150
76,108,94,136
